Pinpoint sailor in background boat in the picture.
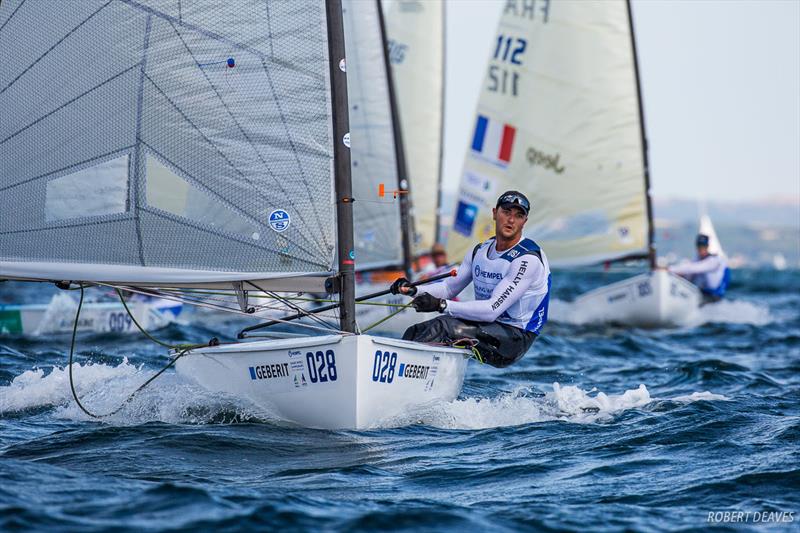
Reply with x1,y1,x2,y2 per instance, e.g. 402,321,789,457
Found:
668,234,730,303
417,242,452,281
390,191,551,368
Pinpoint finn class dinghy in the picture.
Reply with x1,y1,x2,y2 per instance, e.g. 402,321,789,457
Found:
0,293,181,336
446,0,703,328
0,0,469,429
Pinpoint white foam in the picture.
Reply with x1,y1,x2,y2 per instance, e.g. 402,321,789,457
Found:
417,382,728,430
671,391,729,402
550,297,772,327
0,360,266,425
690,299,772,326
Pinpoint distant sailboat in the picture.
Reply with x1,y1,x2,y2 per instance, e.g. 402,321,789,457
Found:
446,0,703,327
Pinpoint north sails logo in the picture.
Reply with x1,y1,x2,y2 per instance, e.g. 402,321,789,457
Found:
474,264,503,280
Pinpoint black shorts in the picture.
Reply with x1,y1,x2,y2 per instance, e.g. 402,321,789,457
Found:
402,315,536,368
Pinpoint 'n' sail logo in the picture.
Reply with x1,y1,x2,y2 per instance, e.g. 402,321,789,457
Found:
470,115,516,167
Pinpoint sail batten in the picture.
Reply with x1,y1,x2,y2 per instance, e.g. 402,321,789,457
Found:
447,0,650,268
0,0,339,290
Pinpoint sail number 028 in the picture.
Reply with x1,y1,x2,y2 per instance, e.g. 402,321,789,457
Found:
372,350,397,383
305,350,337,383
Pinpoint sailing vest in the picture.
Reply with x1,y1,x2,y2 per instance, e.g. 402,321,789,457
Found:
471,237,551,334
692,254,730,297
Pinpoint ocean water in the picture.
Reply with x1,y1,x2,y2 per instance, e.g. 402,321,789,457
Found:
1,270,798,531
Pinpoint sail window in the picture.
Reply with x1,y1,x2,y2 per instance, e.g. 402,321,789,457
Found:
145,154,260,240
45,154,130,222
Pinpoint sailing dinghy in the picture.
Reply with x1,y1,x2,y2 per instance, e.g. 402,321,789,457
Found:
0,293,181,336
446,0,702,328
0,0,469,429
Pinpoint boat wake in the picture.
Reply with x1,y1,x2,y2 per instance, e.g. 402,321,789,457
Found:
0,363,728,431
0,360,267,425
549,297,771,327
384,383,728,430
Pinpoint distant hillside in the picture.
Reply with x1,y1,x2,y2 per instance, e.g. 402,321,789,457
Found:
653,197,799,230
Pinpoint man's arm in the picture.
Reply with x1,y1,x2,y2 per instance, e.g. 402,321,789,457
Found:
418,250,473,300
669,256,720,276
444,254,541,322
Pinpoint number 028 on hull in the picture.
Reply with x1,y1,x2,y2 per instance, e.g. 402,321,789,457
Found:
175,335,470,429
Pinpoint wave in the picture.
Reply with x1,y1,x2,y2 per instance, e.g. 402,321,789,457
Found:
1,362,728,432
412,383,729,430
549,297,772,327
0,360,267,425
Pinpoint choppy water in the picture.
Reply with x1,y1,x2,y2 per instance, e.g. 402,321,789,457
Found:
1,270,798,531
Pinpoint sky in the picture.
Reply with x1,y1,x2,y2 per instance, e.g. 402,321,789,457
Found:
441,0,800,203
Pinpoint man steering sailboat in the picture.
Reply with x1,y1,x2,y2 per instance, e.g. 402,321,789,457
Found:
390,191,551,368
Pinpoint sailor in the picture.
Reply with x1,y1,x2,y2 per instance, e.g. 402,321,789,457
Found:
668,234,730,303
419,242,451,279
390,191,551,368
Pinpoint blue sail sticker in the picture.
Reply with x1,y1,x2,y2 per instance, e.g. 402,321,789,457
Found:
268,209,290,232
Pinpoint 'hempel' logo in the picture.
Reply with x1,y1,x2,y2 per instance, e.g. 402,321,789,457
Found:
474,264,503,280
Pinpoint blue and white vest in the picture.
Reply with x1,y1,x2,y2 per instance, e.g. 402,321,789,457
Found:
471,237,551,334
692,254,730,298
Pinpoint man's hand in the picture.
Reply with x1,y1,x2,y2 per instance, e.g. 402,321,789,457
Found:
411,293,446,313
389,277,417,296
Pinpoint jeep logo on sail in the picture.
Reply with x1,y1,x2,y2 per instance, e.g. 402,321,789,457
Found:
398,363,430,380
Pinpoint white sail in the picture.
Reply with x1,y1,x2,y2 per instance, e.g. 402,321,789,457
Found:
385,0,445,254
699,214,725,258
342,0,404,272
447,0,651,267
0,0,337,291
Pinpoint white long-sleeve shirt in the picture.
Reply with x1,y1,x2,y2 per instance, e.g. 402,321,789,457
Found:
669,254,729,295
420,237,551,333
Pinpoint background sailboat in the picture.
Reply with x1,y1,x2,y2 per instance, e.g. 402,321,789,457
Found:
385,0,447,256
446,0,704,327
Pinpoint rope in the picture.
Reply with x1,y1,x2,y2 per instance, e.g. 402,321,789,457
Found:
67,286,207,419
360,303,412,333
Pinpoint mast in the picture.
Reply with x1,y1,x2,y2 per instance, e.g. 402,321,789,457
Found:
626,0,656,269
377,0,414,279
434,0,446,245
327,0,357,333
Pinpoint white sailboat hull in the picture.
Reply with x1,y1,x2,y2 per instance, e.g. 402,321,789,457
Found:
175,334,469,429
572,270,701,328
0,297,181,336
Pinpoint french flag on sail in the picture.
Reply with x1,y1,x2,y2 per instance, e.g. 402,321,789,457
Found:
471,115,516,166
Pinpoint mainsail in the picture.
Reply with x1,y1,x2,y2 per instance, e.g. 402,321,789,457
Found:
385,0,446,254
447,0,652,267
0,0,340,291
342,0,405,272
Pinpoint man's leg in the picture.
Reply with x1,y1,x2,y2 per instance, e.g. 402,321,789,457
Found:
472,322,537,368
402,316,479,344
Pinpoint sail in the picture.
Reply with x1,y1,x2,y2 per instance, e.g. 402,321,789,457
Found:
385,0,445,254
0,0,337,290
342,0,404,272
447,0,651,267
699,214,725,258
